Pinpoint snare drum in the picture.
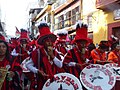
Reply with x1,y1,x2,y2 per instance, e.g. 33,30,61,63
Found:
42,73,83,90
80,64,116,90
104,63,120,80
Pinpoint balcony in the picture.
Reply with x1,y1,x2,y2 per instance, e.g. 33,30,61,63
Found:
96,0,120,11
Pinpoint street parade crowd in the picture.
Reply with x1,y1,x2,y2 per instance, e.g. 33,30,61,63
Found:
0,20,120,90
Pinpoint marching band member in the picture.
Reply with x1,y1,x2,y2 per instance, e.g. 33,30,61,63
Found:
63,21,90,79
54,29,70,55
0,40,22,90
91,40,110,64
26,21,63,90
11,29,33,89
108,40,120,90
9,38,19,53
108,40,120,64
11,29,31,64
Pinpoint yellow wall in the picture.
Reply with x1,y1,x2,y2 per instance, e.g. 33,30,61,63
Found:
92,10,108,44
92,10,120,44
106,11,120,23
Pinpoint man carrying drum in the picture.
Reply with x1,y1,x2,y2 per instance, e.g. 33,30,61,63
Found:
63,21,90,78
26,21,63,90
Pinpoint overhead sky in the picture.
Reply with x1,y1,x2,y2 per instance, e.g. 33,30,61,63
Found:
0,0,38,36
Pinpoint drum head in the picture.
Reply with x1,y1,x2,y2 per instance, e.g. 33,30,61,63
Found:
42,73,83,90
104,63,120,80
80,64,116,90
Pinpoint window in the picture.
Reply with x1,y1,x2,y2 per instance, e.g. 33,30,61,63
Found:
71,6,80,25
87,15,93,32
65,11,71,27
59,15,64,29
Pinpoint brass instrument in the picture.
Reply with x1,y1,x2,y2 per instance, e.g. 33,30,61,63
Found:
0,67,8,89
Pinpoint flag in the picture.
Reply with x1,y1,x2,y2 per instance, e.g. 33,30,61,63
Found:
15,26,20,34
15,26,20,37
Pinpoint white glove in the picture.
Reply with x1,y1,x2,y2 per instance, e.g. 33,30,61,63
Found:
68,62,76,67
85,59,90,63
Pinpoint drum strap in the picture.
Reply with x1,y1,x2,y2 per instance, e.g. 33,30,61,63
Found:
37,48,46,73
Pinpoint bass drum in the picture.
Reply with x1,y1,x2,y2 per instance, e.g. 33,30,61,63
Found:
80,64,116,90
104,63,120,80
42,73,83,90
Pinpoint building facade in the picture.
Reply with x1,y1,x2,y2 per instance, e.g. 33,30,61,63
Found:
30,0,120,44
95,0,120,43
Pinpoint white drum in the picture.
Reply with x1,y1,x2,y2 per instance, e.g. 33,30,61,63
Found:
80,64,116,90
42,73,83,90
104,63,120,80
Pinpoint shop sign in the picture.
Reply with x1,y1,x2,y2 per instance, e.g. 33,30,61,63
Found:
114,9,120,20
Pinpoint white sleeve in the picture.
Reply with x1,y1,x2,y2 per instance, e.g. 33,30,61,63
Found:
27,51,31,55
53,57,63,68
26,58,38,74
11,49,19,56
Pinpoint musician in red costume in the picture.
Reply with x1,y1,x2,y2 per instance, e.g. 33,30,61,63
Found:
26,21,63,90
9,38,19,53
11,29,33,89
11,29,32,64
55,29,70,55
63,21,90,79
0,40,22,90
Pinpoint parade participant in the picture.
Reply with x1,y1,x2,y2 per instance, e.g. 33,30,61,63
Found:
63,21,90,79
11,29,33,89
9,38,18,53
108,40,120,90
26,21,63,90
0,33,5,41
91,40,111,64
108,41,120,64
11,29,31,64
0,40,22,90
55,29,70,55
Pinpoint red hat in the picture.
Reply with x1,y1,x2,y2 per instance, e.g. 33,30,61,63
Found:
74,21,88,42
37,21,57,45
19,29,29,41
0,33,5,41
11,38,18,45
55,29,69,43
